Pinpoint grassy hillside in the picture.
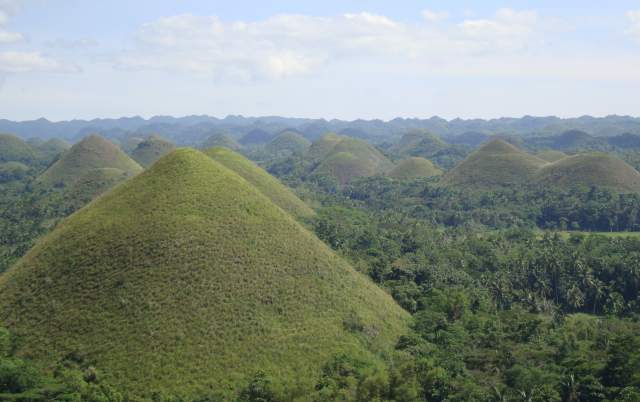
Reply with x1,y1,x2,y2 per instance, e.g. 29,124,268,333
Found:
239,129,274,145
204,146,315,219
442,139,547,188
34,138,71,161
0,148,408,398
535,153,640,193
313,137,394,185
536,150,567,162
307,133,344,162
391,130,445,155
37,134,143,186
0,161,30,182
130,134,177,167
0,133,38,164
267,131,311,156
201,133,241,150
388,157,443,179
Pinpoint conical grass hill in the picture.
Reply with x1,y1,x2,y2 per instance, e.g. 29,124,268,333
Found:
536,150,567,163
36,134,143,186
130,134,177,167
201,132,241,150
312,136,394,185
307,132,344,162
0,149,409,397
388,157,443,179
204,146,315,219
266,130,311,156
441,139,547,188
534,153,640,193
0,133,38,164
34,138,71,161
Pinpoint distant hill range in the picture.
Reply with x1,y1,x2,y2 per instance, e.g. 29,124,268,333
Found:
3,115,640,147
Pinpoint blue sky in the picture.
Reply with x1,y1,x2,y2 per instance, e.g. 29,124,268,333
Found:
0,0,639,121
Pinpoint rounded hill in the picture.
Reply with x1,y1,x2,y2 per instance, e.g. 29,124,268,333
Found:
534,153,640,193
130,134,176,167
312,137,394,185
388,157,443,179
266,131,311,156
36,134,143,186
307,133,344,162
201,132,241,150
204,146,315,219
0,133,38,164
0,148,408,397
442,139,547,188
536,150,567,162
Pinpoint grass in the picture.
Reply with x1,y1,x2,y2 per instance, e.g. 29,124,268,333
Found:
37,135,143,186
442,139,547,188
307,133,344,162
388,157,443,179
534,153,640,193
0,162,30,182
204,146,316,219
0,148,409,398
0,134,38,164
130,134,177,167
312,136,394,185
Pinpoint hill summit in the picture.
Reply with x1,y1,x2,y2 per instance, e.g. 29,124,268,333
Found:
130,134,177,167
37,134,143,186
0,133,37,164
442,139,547,188
388,157,443,179
204,146,315,219
535,153,640,193
0,148,408,397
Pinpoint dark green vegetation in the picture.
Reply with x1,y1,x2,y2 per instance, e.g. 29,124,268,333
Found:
0,162,29,183
0,149,408,398
388,157,443,180
130,134,177,167
204,146,316,219
441,139,547,188
535,154,640,193
37,134,143,186
387,130,468,170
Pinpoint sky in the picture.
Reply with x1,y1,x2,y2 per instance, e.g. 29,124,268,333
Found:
0,0,639,121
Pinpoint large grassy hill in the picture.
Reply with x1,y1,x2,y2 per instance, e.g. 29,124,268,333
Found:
535,153,640,193
37,134,143,186
266,130,311,156
307,132,344,162
442,139,547,188
312,136,394,185
130,134,177,167
204,146,315,219
388,157,443,179
0,133,38,164
391,130,445,155
0,148,408,398
536,150,567,163
34,138,71,161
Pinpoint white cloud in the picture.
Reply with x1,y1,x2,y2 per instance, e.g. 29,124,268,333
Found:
422,9,449,22
116,9,550,82
628,10,640,39
0,51,79,73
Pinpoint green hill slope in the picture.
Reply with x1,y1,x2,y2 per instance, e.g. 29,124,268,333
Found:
34,138,71,161
131,134,177,167
201,133,241,150
313,137,394,185
0,149,408,397
535,153,640,193
37,134,143,186
0,161,30,182
266,131,311,156
388,157,443,179
204,146,315,219
442,139,547,188
536,150,567,162
307,133,344,162
0,133,38,164
391,130,445,155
